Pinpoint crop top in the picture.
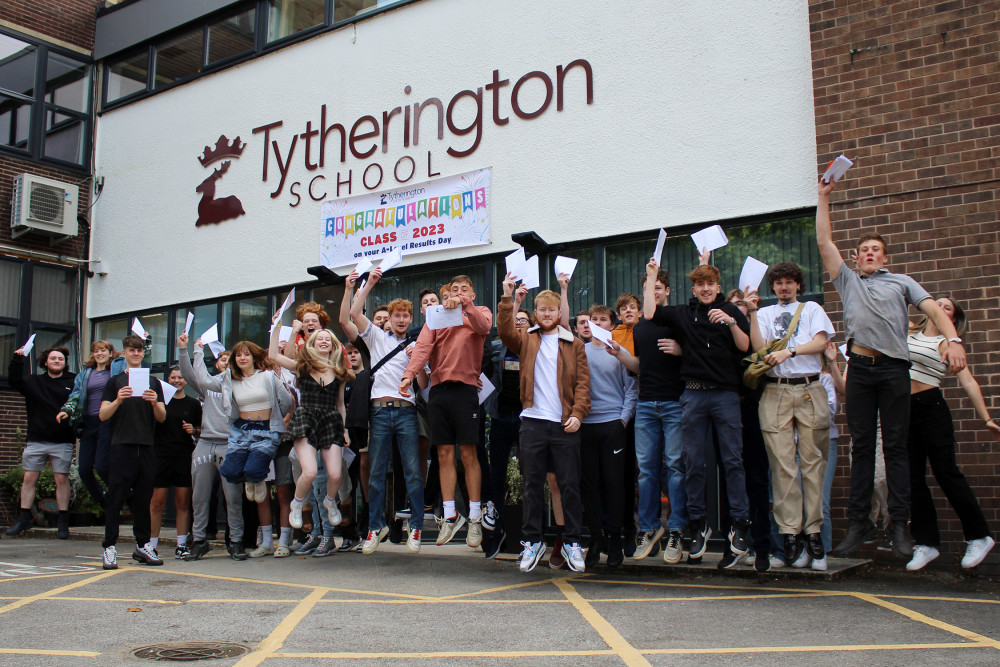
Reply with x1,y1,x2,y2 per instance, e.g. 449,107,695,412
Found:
231,370,271,411
908,332,946,387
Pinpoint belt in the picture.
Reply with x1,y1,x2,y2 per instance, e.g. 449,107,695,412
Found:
685,381,723,391
766,374,819,385
371,399,414,408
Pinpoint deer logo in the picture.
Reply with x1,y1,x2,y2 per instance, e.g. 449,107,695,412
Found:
196,135,247,227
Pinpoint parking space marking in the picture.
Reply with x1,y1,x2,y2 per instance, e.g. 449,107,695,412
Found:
554,578,650,667
0,648,102,657
0,570,118,615
855,592,1000,650
233,587,329,667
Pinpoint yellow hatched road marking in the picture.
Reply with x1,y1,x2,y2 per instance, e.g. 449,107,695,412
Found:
0,648,101,657
232,587,328,667
642,642,986,654
433,575,573,600
0,570,119,615
0,570,100,584
880,593,1000,605
554,578,650,667
277,649,616,659
854,593,1000,649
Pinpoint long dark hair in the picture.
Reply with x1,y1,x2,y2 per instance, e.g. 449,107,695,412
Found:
911,296,967,338
228,341,270,380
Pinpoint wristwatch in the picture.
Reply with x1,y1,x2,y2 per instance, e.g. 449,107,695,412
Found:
948,337,962,344
789,347,797,357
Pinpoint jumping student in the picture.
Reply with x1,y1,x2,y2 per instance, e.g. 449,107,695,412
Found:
498,273,590,573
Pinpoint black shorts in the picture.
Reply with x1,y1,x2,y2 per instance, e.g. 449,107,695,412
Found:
154,455,192,488
428,382,480,446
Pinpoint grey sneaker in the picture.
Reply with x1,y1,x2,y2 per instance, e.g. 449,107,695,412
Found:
663,530,683,564
633,526,665,560
312,536,337,557
294,535,322,555
102,545,118,570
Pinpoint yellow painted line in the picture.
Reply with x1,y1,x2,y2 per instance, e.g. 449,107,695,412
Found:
233,587,329,667
0,571,99,584
880,593,1000,605
580,578,850,597
278,650,615,659
586,592,838,603
433,575,573,600
554,578,650,667
188,598,301,604
854,593,1000,649
46,596,182,605
0,648,102,657
0,570,119,615
642,642,986,655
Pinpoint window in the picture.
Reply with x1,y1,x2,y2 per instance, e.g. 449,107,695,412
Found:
137,312,170,364
267,0,327,43
0,29,91,168
223,296,269,348
94,318,128,348
106,49,149,103
154,29,203,89
208,9,256,64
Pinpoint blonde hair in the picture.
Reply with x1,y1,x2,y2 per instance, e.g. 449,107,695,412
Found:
534,290,561,308
296,329,354,382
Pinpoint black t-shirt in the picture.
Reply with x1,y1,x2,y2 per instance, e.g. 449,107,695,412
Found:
633,319,684,402
498,347,522,411
155,394,202,458
101,371,165,446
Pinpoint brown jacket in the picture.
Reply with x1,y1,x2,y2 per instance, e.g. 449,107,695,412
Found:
497,296,590,423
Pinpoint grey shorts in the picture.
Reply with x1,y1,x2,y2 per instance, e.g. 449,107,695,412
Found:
273,454,293,486
23,441,74,474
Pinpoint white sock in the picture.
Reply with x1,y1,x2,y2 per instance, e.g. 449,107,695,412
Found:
149,537,159,549
291,497,305,508
443,500,456,521
176,534,187,547
469,501,482,521
279,527,292,546
261,524,274,547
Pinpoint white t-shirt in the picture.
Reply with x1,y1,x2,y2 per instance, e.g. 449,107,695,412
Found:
521,331,562,423
755,300,834,378
359,322,412,403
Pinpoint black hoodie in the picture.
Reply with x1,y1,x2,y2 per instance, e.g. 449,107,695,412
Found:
8,354,76,443
650,295,750,391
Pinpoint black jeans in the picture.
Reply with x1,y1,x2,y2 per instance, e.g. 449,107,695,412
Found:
488,408,521,522
519,417,582,543
845,355,911,523
103,443,155,549
580,420,626,537
908,388,989,546
78,414,112,503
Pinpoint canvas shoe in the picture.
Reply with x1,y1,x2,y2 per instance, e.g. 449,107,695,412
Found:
436,515,466,546
323,496,342,526
633,526,665,560
663,531,684,564
407,528,422,554
961,536,995,569
362,526,389,555
562,542,585,572
906,545,940,571
519,541,545,573
466,519,483,548
102,545,118,570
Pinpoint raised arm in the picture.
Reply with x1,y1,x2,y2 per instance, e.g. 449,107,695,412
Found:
744,290,766,352
176,334,204,397
349,268,381,338
339,271,362,343
642,258,659,321
558,273,571,330
268,315,298,371
191,341,225,392
816,177,845,278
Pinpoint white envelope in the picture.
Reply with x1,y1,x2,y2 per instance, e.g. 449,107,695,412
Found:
158,378,177,405
653,228,668,266
589,323,614,348
690,225,729,253
478,372,495,405
822,154,854,183
505,248,527,279
199,323,219,344
128,367,150,394
425,304,465,330
21,333,36,356
738,256,769,293
183,311,194,336
522,255,540,289
379,246,403,273
131,318,147,338
553,255,578,280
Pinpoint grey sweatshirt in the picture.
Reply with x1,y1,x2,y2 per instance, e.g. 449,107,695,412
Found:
178,347,231,443
583,343,637,424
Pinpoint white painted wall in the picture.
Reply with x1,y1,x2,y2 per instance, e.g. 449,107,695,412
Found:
89,0,816,317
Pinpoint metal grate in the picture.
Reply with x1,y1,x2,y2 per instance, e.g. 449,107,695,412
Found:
28,181,64,223
131,642,251,661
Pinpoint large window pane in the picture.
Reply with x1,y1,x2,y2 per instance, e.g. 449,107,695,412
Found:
0,260,20,318
267,0,326,43
30,265,77,324
0,34,37,97
94,318,128,348
43,112,84,164
154,29,203,89
32,329,77,371
208,9,256,64
0,94,31,151
223,297,269,348
46,52,89,112
175,303,219,346
138,312,169,364
106,51,148,102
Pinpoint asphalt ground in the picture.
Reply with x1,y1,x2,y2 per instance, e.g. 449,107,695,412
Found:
1,531,998,666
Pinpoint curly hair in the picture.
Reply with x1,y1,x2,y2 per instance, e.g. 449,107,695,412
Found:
767,261,804,291
295,302,331,328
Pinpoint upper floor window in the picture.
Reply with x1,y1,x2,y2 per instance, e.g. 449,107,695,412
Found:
0,30,92,170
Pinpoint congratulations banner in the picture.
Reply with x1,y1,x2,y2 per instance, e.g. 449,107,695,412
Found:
320,168,491,269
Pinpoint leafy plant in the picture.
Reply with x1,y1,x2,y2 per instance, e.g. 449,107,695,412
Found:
505,455,523,505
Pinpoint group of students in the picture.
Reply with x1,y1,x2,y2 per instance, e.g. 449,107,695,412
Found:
6,173,998,575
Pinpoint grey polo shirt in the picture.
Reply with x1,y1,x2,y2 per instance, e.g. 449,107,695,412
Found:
831,264,931,361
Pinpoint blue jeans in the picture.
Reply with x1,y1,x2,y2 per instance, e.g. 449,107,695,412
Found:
310,451,334,538
369,404,424,531
680,389,748,522
220,419,279,484
634,400,685,532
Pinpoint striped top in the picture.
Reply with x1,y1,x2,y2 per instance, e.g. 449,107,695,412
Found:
908,332,947,386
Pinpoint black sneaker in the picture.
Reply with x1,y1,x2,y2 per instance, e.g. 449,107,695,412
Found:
5,515,31,537
484,525,505,560
606,535,624,568
228,543,248,561
680,524,694,555
718,550,739,570
388,518,404,544
784,534,803,566
754,553,771,572
185,541,210,561
728,519,751,556
585,534,602,568
686,554,703,565
622,528,638,558
831,519,878,557
56,514,70,540
175,544,191,560
688,519,711,559
337,537,360,552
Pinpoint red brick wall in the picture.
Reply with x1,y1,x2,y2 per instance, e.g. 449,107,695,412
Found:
810,0,1000,560
0,0,96,51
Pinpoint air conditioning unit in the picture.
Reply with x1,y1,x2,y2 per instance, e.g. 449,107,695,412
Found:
11,173,79,243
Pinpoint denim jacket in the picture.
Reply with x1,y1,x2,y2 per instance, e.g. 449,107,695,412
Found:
60,356,127,432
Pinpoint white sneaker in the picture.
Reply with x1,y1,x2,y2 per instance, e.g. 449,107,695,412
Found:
362,527,389,555
323,496,341,526
810,556,828,571
791,548,812,568
562,542,586,572
519,540,546,573
245,482,255,501
436,515,466,546
961,536,995,569
248,544,275,558
906,545,940,571
255,481,268,503
467,519,483,548
288,500,304,529
407,528,421,553
102,545,118,570
769,555,787,569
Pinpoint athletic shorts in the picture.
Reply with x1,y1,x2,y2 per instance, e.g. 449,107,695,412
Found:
22,441,74,474
273,454,293,486
154,455,192,488
427,382,480,446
